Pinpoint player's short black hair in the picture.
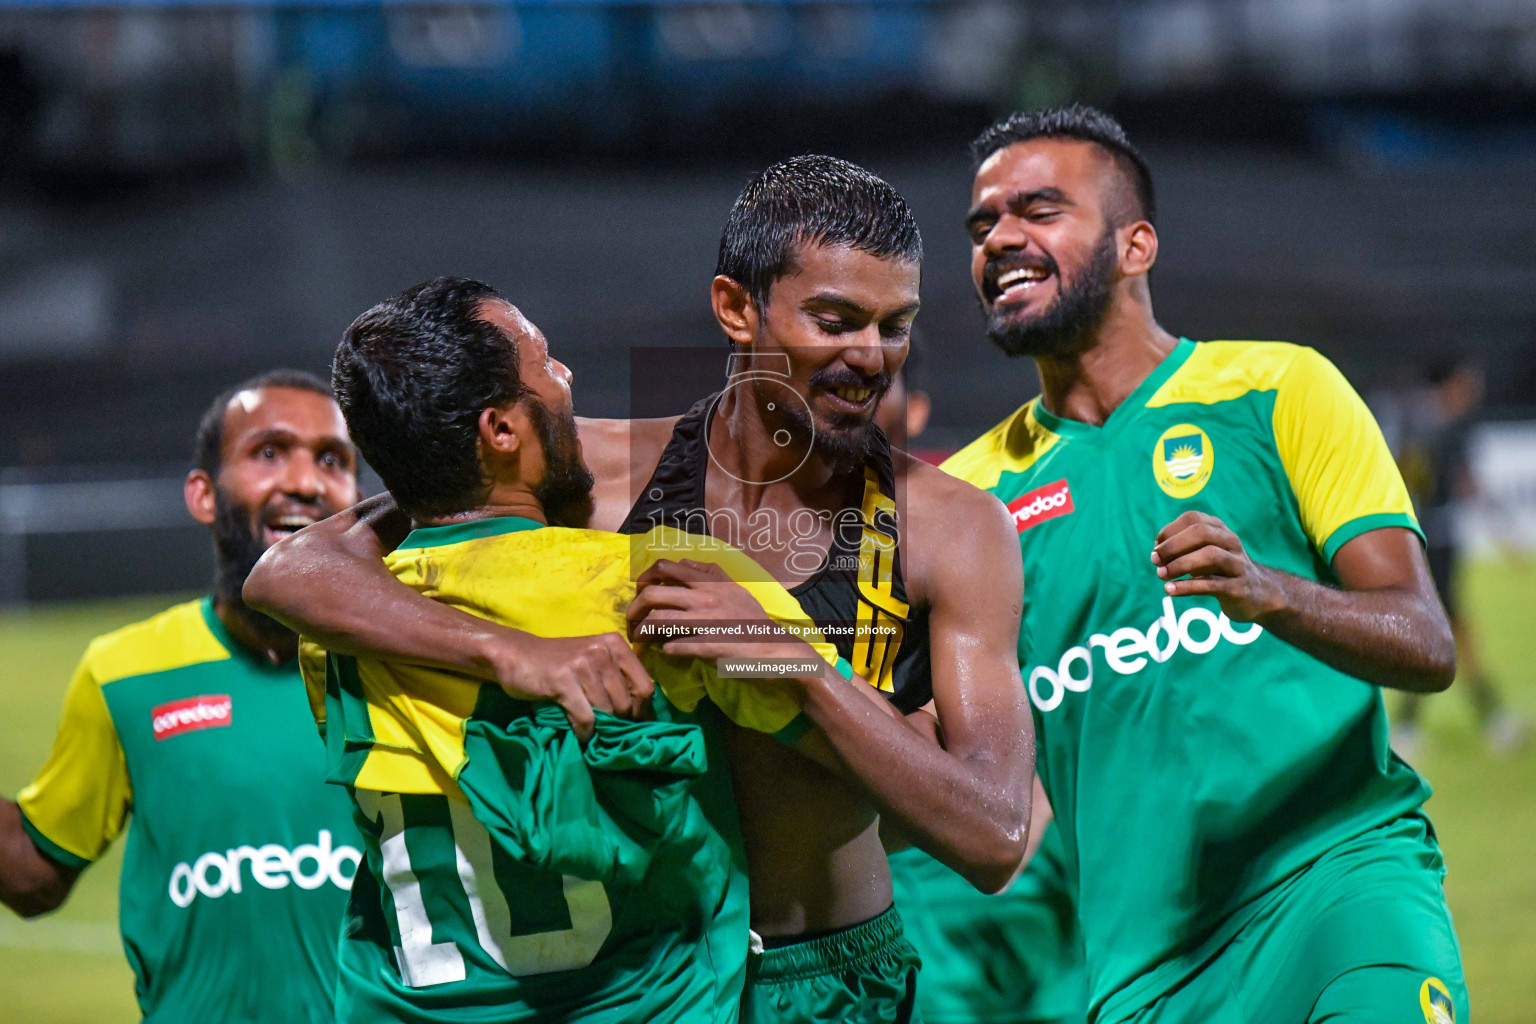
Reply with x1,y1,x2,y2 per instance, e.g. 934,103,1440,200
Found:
194,369,332,476
716,154,923,311
332,276,526,520
971,105,1156,227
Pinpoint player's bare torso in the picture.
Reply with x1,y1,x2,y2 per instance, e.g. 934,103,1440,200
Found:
577,413,958,936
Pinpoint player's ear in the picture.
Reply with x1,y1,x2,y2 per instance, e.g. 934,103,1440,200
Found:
711,275,759,348
479,403,524,459
906,390,932,440
1121,221,1158,278
185,469,217,526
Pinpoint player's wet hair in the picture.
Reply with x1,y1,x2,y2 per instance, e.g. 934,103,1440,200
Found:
716,154,923,311
971,105,1156,228
332,276,526,520
194,369,333,476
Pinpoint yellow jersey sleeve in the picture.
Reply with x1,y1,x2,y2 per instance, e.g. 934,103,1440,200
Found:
1272,347,1421,563
16,656,132,869
298,639,475,799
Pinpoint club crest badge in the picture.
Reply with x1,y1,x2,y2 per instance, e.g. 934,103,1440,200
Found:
1420,978,1454,1024
1152,424,1214,498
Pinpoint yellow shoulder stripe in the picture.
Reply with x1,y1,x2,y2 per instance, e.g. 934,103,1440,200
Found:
1144,340,1303,408
942,400,1060,491
85,599,229,687
1270,346,1418,558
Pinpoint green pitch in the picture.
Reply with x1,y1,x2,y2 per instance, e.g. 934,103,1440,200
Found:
3,565,1535,1023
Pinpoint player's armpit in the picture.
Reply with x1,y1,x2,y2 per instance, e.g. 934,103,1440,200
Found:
0,799,81,918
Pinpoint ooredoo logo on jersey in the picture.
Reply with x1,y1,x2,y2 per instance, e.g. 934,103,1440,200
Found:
1008,479,1074,532
168,829,360,908
152,694,232,741
1026,597,1264,712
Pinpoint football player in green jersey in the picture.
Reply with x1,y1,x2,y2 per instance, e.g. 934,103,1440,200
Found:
949,104,1467,1024
308,277,843,1023
877,359,1087,1024
0,372,365,1023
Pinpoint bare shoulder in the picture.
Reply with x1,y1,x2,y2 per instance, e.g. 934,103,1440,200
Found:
577,415,681,529
896,450,1012,537
577,417,677,482
893,450,1018,598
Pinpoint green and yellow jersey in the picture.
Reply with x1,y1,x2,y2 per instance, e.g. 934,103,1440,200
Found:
17,597,362,1024
301,517,842,1024
944,340,1434,1024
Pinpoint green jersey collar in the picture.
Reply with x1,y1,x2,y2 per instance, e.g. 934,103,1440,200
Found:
397,515,546,551
198,595,294,674
1032,338,1196,438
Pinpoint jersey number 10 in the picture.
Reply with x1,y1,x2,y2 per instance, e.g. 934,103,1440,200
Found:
356,790,614,986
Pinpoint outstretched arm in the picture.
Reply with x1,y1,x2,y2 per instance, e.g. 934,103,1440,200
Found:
245,493,655,738
631,485,1035,894
1152,513,1454,692
0,800,77,918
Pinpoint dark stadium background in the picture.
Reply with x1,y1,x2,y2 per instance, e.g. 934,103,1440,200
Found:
0,2,1533,1020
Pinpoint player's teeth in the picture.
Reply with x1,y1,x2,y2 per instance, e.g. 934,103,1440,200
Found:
999,267,1048,289
273,517,316,529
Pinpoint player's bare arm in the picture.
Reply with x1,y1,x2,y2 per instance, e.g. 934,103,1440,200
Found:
0,800,78,918
631,463,1035,893
243,416,671,736
1151,510,1455,691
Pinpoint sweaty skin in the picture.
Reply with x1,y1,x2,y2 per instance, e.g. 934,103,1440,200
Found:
966,136,1454,690
247,250,1034,937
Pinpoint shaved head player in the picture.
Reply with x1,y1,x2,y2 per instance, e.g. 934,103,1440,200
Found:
0,372,364,1023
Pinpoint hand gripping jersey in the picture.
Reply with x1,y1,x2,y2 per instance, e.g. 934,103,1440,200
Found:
299,517,842,1024
621,393,933,712
943,340,1435,1023
17,597,362,1024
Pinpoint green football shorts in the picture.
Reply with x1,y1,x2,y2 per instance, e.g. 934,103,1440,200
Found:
741,905,922,1024
1119,814,1468,1024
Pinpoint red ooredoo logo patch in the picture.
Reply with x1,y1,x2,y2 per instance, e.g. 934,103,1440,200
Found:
152,695,233,741
1007,479,1074,532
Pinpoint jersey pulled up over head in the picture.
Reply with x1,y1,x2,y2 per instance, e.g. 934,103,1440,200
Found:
299,517,841,1024
18,598,361,1024
944,340,1431,1024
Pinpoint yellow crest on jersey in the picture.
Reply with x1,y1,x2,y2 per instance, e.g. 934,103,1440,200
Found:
1152,424,1214,498
1420,978,1454,1024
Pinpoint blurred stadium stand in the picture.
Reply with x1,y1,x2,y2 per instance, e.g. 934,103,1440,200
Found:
0,0,1532,601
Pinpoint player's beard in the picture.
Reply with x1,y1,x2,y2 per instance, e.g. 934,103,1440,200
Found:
528,399,595,527
211,487,298,651
986,227,1119,359
800,365,889,473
